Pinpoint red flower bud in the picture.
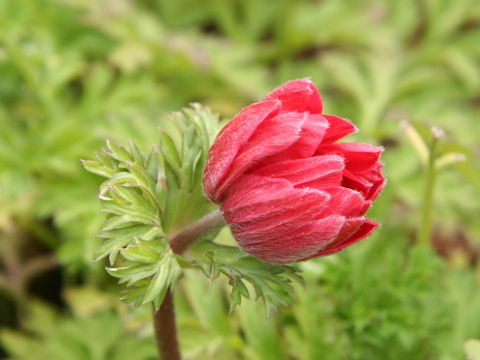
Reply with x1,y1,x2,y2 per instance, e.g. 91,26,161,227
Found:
204,79,385,264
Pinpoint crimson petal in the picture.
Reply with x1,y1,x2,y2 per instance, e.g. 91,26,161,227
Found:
214,112,306,198
317,142,383,172
322,114,358,143
311,220,378,257
317,187,371,218
251,155,344,189
238,216,345,264
268,114,328,160
264,78,323,114
204,100,280,202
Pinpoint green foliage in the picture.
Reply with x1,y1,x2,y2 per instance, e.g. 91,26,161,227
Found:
108,240,181,308
82,104,219,307
283,237,449,360
158,104,220,233
0,299,156,360
82,138,177,307
1,0,480,359
82,140,164,264
191,240,304,318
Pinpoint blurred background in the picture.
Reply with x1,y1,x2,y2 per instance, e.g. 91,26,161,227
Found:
1,0,480,359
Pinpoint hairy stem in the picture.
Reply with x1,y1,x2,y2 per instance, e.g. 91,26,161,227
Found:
169,209,225,254
153,290,181,360
153,209,225,360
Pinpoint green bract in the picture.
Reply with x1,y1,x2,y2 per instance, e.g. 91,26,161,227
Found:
82,104,219,307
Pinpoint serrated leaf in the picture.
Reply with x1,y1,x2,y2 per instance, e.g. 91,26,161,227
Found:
95,237,132,262
128,139,146,165
143,258,179,304
190,150,204,191
107,240,182,307
192,241,303,318
85,138,166,267
101,201,157,224
121,242,161,263
158,104,220,233
230,279,250,311
145,146,160,180
160,131,182,171
84,106,219,308
139,226,164,241
99,173,136,198
95,150,118,170
112,184,158,214
98,223,152,239
106,140,133,162
123,161,157,195
107,264,158,284
102,215,137,231
81,159,116,178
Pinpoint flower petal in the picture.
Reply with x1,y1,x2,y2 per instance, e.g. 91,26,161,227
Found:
317,142,383,172
264,114,328,162
317,187,371,218
322,114,358,143
363,163,386,200
250,155,344,189
204,99,280,202
342,163,386,201
222,175,293,210
312,220,378,257
238,215,345,264
264,78,323,113
318,217,365,251
222,175,329,225
214,112,306,198
228,193,330,237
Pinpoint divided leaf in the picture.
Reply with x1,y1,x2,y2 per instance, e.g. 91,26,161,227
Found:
108,240,182,308
82,142,163,265
82,104,221,308
159,104,220,233
191,241,304,318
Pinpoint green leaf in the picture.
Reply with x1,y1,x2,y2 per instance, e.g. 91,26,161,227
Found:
145,145,160,180
158,104,220,233
0,301,154,360
108,263,158,284
83,106,219,307
120,241,162,263
108,240,182,307
81,159,116,178
191,241,304,318
144,254,181,305
99,220,153,240
128,139,146,165
160,131,182,172
106,139,133,163
94,237,132,262
84,139,165,267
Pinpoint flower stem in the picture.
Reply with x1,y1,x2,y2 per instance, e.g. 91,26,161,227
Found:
153,209,225,360
153,290,181,360
169,209,225,254
417,129,442,245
